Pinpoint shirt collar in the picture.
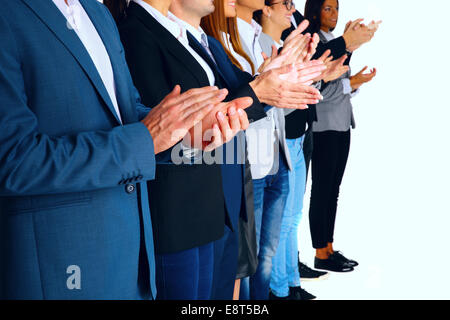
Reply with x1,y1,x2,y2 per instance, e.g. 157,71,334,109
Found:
132,0,184,40
237,18,262,41
274,39,284,50
169,13,208,46
319,29,335,41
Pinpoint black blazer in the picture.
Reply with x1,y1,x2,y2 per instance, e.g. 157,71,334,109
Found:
282,10,351,139
119,3,266,254
282,10,347,61
119,3,228,254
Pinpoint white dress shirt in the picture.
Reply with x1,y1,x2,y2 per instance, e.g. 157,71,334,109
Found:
290,15,298,29
169,14,216,86
53,0,122,123
229,19,280,179
320,29,359,97
236,18,265,72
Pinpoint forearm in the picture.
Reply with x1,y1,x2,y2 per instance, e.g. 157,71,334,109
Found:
0,123,156,196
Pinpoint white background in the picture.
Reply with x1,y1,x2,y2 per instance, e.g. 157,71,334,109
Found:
293,0,450,299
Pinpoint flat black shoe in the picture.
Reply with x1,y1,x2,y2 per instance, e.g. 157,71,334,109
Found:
289,286,316,300
314,255,354,273
298,261,329,281
331,251,359,267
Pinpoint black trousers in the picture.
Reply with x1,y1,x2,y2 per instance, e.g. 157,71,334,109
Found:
309,130,351,249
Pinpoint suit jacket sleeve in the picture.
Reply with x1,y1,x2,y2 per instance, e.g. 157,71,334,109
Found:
0,14,156,196
313,36,347,60
226,55,267,123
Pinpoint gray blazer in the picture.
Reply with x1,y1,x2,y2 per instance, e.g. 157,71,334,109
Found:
313,32,356,132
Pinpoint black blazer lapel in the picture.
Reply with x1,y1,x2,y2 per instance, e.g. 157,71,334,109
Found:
21,0,122,125
127,2,209,87
186,32,231,89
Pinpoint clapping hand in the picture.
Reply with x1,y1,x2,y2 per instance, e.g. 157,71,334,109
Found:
343,19,381,52
185,93,252,151
142,85,223,154
350,66,377,90
250,63,323,110
312,50,349,83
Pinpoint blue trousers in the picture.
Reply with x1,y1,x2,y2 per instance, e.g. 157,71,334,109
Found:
240,153,289,300
270,137,306,297
211,226,239,300
155,242,214,300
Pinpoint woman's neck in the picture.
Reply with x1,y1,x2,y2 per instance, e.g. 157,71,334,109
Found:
262,22,283,44
320,26,330,33
143,0,171,16
235,5,255,24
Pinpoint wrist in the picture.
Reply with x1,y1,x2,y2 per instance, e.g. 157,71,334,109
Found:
249,80,265,104
349,77,357,90
343,33,351,50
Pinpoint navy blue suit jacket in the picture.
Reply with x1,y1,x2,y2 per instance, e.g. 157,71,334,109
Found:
0,0,158,299
207,36,260,230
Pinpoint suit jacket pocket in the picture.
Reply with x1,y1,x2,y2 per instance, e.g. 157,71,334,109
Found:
3,192,92,215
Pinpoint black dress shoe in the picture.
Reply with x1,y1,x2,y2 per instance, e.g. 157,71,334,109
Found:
331,251,359,267
289,286,316,300
314,255,354,273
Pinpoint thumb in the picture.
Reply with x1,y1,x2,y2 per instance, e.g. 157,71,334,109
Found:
297,19,310,34
359,66,368,74
271,45,278,58
170,84,181,97
261,52,269,61
350,18,364,30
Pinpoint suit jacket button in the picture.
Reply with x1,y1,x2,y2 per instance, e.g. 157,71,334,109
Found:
125,183,135,194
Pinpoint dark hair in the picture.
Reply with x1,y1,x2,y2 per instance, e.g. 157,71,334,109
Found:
253,0,272,24
103,0,128,23
304,0,339,34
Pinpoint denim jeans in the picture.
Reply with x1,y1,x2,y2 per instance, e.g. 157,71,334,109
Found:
240,153,289,300
155,242,214,300
270,137,306,297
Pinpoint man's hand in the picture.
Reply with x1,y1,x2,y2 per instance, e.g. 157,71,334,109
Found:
141,85,227,154
350,66,377,90
186,96,252,150
250,64,323,109
203,105,250,152
342,19,379,52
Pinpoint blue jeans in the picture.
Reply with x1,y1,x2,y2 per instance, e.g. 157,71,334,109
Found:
155,243,214,300
270,137,306,297
240,153,289,300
